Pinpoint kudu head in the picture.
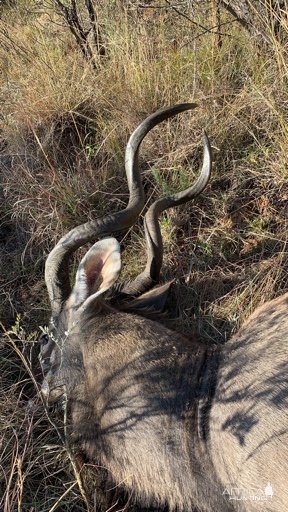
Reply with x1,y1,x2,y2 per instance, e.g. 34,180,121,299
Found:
39,103,212,403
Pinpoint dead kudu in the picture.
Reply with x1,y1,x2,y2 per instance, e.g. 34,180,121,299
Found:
40,104,288,511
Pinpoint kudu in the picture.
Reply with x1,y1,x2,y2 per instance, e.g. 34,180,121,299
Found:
40,104,288,512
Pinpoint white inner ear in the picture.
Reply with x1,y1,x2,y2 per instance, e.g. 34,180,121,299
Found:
70,237,121,311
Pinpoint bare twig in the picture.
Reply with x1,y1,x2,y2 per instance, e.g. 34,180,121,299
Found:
139,1,236,39
84,0,105,57
53,0,105,69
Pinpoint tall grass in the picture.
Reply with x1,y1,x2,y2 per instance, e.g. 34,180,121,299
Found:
1,1,288,509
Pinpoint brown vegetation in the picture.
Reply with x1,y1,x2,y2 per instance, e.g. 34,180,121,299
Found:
0,1,288,510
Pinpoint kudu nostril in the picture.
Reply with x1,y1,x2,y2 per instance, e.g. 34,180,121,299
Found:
40,379,50,398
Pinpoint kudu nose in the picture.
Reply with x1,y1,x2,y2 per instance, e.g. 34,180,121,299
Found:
40,379,50,399
41,378,65,403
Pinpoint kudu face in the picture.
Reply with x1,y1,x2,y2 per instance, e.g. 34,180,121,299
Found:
40,237,122,402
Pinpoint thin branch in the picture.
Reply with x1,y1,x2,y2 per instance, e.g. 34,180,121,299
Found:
53,0,105,70
84,0,105,57
165,0,210,32
144,0,236,39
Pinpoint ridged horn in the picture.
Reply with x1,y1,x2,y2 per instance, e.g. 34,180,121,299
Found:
45,103,198,315
122,132,212,297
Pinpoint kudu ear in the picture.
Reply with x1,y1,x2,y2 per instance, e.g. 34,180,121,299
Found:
70,237,121,311
121,282,173,315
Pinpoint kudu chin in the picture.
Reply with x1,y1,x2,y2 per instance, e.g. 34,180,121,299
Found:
39,104,288,512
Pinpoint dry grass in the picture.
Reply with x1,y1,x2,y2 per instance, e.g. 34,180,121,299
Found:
1,0,288,510
0,326,99,512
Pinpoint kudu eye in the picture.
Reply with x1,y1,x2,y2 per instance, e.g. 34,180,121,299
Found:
40,333,49,346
